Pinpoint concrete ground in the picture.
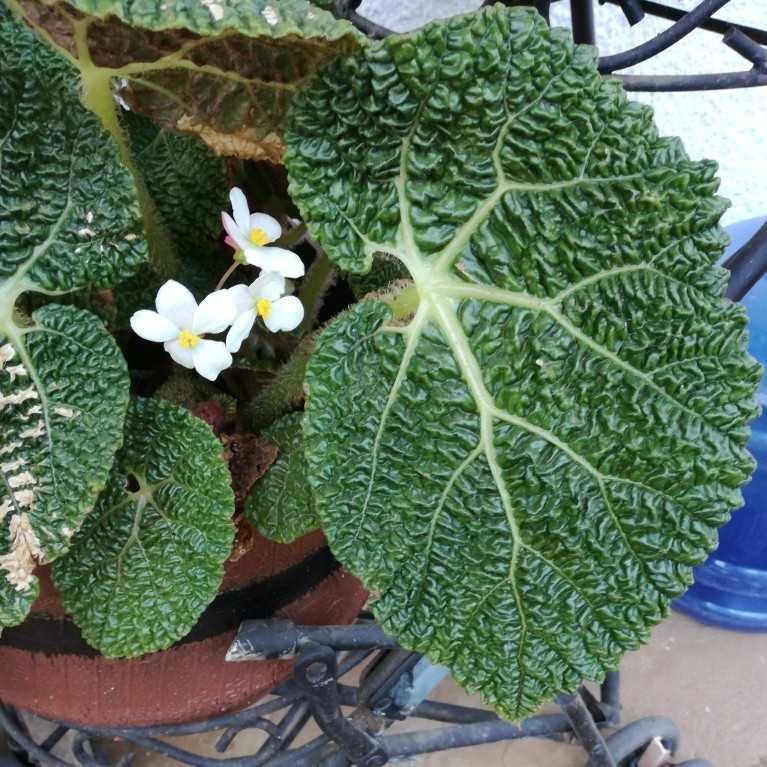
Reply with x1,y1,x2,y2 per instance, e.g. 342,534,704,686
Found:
4,609,766,767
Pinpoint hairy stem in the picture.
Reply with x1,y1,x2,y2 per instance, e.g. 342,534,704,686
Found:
297,250,335,335
278,222,307,250
243,334,316,431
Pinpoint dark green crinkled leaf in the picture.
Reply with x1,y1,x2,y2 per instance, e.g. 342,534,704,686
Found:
245,412,318,543
0,6,146,296
285,7,762,720
0,6,143,630
106,112,231,305
1,305,130,626
53,398,235,658
16,0,363,161
125,112,229,289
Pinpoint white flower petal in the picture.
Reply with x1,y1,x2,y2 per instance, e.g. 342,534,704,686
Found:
243,246,305,278
228,283,253,314
130,310,179,342
248,213,282,244
193,340,233,381
156,280,197,329
164,339,195,370
193,289,237,335
222,212,251,252
229,187,251,231
264,296,304,333
250,271,286,301
226,309,257,353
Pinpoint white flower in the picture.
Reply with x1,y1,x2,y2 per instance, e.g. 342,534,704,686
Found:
226,272,304,352
130,280,236,381
222,188,305,279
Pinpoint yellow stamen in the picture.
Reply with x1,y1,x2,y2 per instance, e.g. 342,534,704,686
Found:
249,227,269,247
256,298,272,319
178,330,201,349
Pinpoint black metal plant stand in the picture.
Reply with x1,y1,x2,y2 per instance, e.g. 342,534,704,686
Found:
0,615,709,767
2,1,767,765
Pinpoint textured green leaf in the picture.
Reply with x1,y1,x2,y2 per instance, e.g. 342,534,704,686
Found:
245,412,317,543
53,397,235,658
104,114,230,312
123,112,230,294
1,305,129,626
0,6,146,296
286,7,762,720
15,0,363,161
0,7,143,630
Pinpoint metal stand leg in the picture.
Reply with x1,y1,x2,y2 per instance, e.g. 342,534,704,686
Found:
557,693,616,767
570,0,596,44
0,619,716,766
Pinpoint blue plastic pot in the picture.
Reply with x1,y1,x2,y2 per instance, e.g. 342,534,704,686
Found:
674,217,767,631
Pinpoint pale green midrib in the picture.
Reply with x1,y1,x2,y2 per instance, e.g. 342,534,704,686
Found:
96,494,146,646
394,104,425,267
440,280,726,436
117,56,305,91
432,169,650,275
425,294,530,692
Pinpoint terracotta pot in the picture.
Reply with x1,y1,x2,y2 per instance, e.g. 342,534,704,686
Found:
0,530,367,727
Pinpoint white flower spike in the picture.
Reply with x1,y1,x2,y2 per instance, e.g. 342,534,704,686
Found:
130,280,236,381
226,272,305,352
222,188,305,279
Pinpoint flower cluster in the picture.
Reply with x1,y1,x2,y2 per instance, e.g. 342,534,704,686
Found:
130,188,305,381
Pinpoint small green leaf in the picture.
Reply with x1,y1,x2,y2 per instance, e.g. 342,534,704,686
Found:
245,412,318,543
16,0,363,162
53,398,235,658
286,7,762,720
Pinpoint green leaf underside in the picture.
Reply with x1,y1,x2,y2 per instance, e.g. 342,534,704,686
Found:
16,0,363,161
53,398,235,658
245,412,317,543
1,7,142,629
286,7,761,719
